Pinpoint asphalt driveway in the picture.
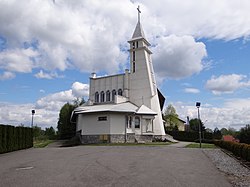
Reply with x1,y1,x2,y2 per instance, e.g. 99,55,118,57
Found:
0,145,231,187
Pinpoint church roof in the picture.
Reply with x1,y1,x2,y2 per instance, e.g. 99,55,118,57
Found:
131,21,146,40
73,102,157,116
74,102,138,114
136,105,157,115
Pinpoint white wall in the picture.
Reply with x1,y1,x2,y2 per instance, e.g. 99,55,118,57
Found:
110,113,126,134
77,113,110,135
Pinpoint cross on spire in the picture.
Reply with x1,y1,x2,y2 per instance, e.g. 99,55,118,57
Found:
137,5,141,22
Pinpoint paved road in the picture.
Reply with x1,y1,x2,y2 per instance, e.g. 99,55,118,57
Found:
0,146,231,187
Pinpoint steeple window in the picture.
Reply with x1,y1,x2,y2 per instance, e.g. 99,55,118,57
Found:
136,41,138,48
132,62,135,73
132,51,135,61
106,90,110,102
100,91,105,102
112,89,116,101
118,89,123,96
95,92,99,103
132,42,135,49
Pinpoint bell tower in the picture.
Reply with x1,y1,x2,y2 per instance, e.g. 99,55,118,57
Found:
128,6,165,136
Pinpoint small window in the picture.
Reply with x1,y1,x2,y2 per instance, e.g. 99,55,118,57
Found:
132,42,135,49
98,116,107,121
135,116,140,128
132,51,135,61
136,41,138,48
112,89,116,101
100,91,105,102
118,89,123,96
133,62,135,73
95,92,99,103
106,90,110,102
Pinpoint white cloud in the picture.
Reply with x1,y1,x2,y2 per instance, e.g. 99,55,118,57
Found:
0,48,38,73
0,81,89,129
184,88,200,94
0,71,15,80
172,101,250,131
205,74,250,95
71,82,89,98
34,70,63,79
153,35,207,80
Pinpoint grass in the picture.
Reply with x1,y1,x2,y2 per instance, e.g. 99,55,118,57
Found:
33,139,54,148
82,142,172,146
185,143,217,149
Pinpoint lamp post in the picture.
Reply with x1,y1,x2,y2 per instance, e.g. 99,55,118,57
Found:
31,109,35,128
196,102,202,148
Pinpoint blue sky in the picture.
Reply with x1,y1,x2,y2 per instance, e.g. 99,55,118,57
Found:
1,0,250,130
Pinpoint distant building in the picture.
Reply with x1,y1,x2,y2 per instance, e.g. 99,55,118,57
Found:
223,135,239,142
71,8,173,143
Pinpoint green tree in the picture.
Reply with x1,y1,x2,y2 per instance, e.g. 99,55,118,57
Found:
45,126,56,140
163,104,179,131
238,124,250,144
57,103,76,139
213,127,222,140
220,127,228,135
189,118,205,132
32,126,45,140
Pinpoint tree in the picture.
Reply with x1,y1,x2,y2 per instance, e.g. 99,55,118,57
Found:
213,127,222,140
238,124,250,144
220,127,228,135
163,104,179,131
45,126,56,140
57,103,76,139
33,126,45,140
189,118,205,132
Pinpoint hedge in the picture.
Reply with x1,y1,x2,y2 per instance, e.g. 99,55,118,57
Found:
0,124,33,154
214,140,250,161
166,131,213,142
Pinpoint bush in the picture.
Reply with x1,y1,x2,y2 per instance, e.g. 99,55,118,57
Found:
0,125,33,154
214,140,250,161
166,131,213,142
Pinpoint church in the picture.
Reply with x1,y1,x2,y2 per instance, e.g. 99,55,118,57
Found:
71,8,173,143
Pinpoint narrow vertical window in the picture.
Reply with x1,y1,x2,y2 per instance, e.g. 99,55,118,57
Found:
112,89,116,101
106,90,110,102
95,92,99,103
135,116,140,129
136,41,138,48
132,42,135,49
133,62,135,73
132,51,135,61
100,91,105,102
118,89,123,96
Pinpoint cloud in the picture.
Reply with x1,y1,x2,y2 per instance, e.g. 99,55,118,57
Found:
184,88,200,94
172,101,250,130
0,71,15,81
0,81,89,129
35,82,89,111
71,82,89,98
34,70,63,79
205,74,250,95
153,35,207,80
0,48,38,73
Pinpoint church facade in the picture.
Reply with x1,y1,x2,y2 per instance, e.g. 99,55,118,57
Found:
71,9,171,143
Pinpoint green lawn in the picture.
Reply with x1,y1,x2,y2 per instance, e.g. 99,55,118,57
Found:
33,139,54,148
185,143,217,149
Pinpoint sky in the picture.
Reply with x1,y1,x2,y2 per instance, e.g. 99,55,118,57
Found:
1,0,250,131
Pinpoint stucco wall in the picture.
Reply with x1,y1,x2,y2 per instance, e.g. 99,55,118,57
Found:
77,113,110,135
110,113,126,134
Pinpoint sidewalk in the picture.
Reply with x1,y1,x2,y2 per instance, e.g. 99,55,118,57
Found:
168,141,193,148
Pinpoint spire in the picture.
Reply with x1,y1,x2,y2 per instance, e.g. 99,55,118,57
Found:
131,6,146,40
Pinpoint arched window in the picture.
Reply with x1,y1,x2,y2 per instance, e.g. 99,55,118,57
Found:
112,89,116,101
135,116,140,129
106,90,110,102
100,91,105,102
118,89,123,96
95,92,99,103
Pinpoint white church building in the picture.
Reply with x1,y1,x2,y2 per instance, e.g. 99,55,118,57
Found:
71,8,172,143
